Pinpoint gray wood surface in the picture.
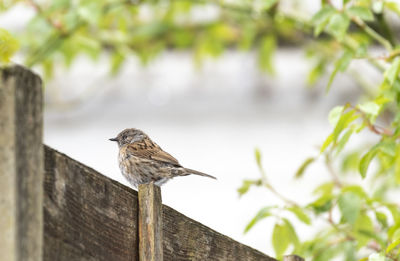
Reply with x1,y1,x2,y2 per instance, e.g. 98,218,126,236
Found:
138,183,163,261
162,204,275,261
44,146,276,261
44,146,139,261
0,65,43,261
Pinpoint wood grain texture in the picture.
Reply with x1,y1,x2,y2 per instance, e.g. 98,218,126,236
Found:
283,255,305,261
44,146,277,261
162,204,275,261
44,146,139,261
138,183,163,261
0,65,43,261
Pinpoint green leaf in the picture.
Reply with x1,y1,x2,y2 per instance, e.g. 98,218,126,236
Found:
395,145,400,184
132,22,169,41
354,214,374,248
258,35,276,74
320,133,334,153
258,0,278,12
357,228,384,249
327,50,353,92
110,50,125,75
337,53,353,72
386,238,400,253
379,140,396,157
314,245,340,261
244,207,273,233
239,23,256,50
392,228,400,241
73,34,101,60
78,1,102,25
346,6,374,21
287,206,311,225
326,13,350,41
342,241,357,261
26,33,65,67
355,43,368,58
375,211,388,228
238,179,261,197
314,18,331,38
295,157,315,178
336,129,353,154
341,185,368,199
338,192,361,225
386,229,400,253
333,109,357,142
358,101,380,118
0,28,19,63
389,225,400,240
341,151,360,172
385,2,400,15
359,146,379,178
359,229,385,246
309,194,333,214
313,182,334,196
272,222,290,258
312,6,336,36
255,148,262,169
42,59,54,79
307,59,326,84
387,204,400,223
384,57,400,86
329,106,345,127
283,218,300,247
312,6,335,24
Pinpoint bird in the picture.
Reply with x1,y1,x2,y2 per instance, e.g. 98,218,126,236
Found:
109,128,216,187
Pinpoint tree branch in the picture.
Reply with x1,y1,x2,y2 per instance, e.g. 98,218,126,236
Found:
351,17,393,52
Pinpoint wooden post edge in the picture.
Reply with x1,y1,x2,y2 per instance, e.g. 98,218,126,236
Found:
138,183,163,261
0,65,43,261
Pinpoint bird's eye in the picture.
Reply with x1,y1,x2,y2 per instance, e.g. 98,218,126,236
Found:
122,135,127,140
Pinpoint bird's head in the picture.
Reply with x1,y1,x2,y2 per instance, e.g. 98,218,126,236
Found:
109,128,147,147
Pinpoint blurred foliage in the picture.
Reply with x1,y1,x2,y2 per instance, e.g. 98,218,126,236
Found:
236,0,400,260
0,0,308,77
0,28,19,63
2,0,400,260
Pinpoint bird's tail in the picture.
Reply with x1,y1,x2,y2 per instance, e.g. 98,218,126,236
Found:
184,168,217,180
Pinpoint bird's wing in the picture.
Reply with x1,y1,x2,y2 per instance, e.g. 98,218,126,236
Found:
125,139,181,166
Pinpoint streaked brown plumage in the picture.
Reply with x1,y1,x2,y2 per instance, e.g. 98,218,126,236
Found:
110,128,216,187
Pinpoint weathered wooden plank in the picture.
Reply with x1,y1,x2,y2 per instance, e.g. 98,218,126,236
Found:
284,255,304,261
138,183,163,261
44,146,139,261
162,205,275,261
0,65,43,261
44,146,276,260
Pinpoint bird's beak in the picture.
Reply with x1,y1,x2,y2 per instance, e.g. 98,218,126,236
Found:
109,137,118,142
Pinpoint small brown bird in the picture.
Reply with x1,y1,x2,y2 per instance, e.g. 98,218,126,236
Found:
110,128,216,187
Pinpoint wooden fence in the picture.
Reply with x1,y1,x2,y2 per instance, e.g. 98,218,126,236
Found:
0,65,304,261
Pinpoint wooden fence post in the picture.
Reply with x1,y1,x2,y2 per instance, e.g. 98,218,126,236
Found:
283,255,305,261
138,183,163,261
0,65,43,261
